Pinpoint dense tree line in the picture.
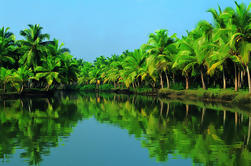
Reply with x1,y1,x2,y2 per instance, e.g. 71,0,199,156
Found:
78,2,251,93
0,24,79,93
0,1,250,94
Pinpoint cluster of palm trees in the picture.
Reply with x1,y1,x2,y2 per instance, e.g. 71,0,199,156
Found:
1,2,250,94
0,24,79,93
78,1,251,93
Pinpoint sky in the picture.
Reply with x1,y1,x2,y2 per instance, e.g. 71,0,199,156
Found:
0,0,250,62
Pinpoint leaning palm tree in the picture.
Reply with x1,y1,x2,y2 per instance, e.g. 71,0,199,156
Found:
19,24,52,68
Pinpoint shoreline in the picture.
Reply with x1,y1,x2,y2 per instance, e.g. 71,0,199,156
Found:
1,88,251,109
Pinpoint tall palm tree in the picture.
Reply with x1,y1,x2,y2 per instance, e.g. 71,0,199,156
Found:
174,21,213,90
0,27,16,68
19,24,52,68
228,2,251,93
142,29,177,89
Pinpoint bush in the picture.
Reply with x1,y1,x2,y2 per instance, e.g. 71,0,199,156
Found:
80,84,96,91
99,84,113,90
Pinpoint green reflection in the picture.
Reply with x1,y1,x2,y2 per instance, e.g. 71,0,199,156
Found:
0,92,251,166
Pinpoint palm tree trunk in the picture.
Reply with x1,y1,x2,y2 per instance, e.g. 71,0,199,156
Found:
159,73,164,89
172,73,175,85
200,70,206,89
20,85,24,94
246,65,251,94
165,72,170,89
238,70,241,88
223,69,226,89
3,83,6,93
234,64,238,92
185,75,189,90
241,70,244,87
114,81,116,88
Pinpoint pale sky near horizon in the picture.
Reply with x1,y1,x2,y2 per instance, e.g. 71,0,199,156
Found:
0,0,250,62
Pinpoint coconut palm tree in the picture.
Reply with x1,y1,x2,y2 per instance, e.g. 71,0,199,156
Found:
0,67,12,93
19,24,52,68
142,29,177,89
32,55,61,91
228,2,251,93
173,21,213,90
8,66,33,94
59,53,79,86
0,27,16,68
121,49,146,88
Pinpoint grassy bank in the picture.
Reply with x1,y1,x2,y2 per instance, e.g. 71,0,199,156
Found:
79,85,251,106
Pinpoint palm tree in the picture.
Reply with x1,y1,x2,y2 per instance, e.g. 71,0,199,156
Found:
227,2,251,93
0,67,12,93
121,49,146,88
47,39,70,57
59,53,79,86
78,61,93,85
142,29,177,89
32,55,61,91
0,27,16,68
8,66,33,94
102,54,123,88
19,24,52,68
173,21,213,90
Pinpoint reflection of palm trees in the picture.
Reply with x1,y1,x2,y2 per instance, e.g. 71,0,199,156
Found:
235,112,238,128
201,108,206,125
247,117,251,146
166,102,170,118
159,99,163,116
185,104,189,117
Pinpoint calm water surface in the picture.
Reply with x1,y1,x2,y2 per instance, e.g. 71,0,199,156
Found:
0,92,251,166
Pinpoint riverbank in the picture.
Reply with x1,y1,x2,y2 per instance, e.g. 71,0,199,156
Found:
100,88,251,106
1,87,251,108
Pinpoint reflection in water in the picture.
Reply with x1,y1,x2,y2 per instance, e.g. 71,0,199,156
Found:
0,92,251,166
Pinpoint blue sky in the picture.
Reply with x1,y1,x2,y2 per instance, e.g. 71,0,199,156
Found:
0,0,249,61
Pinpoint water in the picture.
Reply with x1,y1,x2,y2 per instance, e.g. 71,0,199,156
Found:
0,92,251,166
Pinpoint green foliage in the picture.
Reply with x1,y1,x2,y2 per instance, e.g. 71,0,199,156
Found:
0,1,251,95
170,82,184,90
80,84,96,91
